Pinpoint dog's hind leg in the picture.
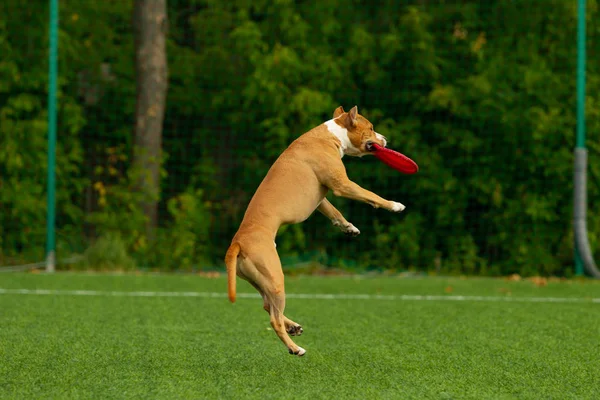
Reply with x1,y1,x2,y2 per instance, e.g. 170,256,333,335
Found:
248,281,303,337
240,247,306,356
266,288,305,356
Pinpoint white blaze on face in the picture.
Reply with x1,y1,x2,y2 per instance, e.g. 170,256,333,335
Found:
325,119,360,158
375,132,387,147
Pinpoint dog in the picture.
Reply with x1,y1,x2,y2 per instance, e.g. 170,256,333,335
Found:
224,106,406,356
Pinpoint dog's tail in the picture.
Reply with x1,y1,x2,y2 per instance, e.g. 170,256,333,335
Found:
224,242,241,303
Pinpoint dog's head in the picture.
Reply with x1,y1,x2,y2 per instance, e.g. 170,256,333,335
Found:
328,106,387,157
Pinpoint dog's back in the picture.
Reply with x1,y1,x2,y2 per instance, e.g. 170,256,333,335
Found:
236,127,339,234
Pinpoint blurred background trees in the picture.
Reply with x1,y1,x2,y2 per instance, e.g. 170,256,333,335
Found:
1,0,599,276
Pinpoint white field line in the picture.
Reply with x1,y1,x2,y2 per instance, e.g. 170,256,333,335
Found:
0,288,598,304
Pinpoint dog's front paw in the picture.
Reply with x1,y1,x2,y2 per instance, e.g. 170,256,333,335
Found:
342,223,360,237
390,201,406,213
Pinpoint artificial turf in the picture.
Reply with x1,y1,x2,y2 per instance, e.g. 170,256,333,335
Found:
1,272,599,399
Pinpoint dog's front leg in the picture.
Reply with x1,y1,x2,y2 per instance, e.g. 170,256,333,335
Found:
329,178,405,213
317,198,360,236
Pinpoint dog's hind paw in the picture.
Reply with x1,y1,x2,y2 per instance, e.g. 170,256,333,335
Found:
287,324,303,336
289,346,307,356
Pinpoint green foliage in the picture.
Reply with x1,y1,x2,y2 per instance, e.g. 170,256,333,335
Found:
147,189,212,271
0,4,86,264
83,147,149,252
77,234,135,271
1,0,600,275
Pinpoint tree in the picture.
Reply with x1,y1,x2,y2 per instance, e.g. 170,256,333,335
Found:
132,0,169,241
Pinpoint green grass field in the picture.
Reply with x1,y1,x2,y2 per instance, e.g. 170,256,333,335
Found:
1,272,599,399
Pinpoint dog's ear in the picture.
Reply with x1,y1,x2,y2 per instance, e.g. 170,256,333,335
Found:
347,106,358,126
333,106,345,118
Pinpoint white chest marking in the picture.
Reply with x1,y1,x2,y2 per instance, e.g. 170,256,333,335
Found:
324,119,359,158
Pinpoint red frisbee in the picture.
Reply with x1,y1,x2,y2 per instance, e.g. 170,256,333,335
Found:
371,143,419,174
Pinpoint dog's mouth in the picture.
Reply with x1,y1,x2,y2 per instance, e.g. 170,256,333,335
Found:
365,141,375,152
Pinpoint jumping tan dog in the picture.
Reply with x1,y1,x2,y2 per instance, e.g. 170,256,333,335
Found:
225,106,406,356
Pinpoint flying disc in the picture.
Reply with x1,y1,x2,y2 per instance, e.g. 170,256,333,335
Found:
370,143,419,174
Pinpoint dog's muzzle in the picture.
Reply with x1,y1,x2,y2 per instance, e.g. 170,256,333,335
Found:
366,141,375,151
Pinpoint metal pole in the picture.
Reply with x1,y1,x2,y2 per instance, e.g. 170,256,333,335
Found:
576,0,586,150
574,0,600,278
45,0,59,273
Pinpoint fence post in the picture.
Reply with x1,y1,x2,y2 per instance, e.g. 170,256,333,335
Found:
574,0,600,278
45,0,59,273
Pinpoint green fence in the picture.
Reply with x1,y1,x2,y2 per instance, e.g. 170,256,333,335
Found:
1,0,600,276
